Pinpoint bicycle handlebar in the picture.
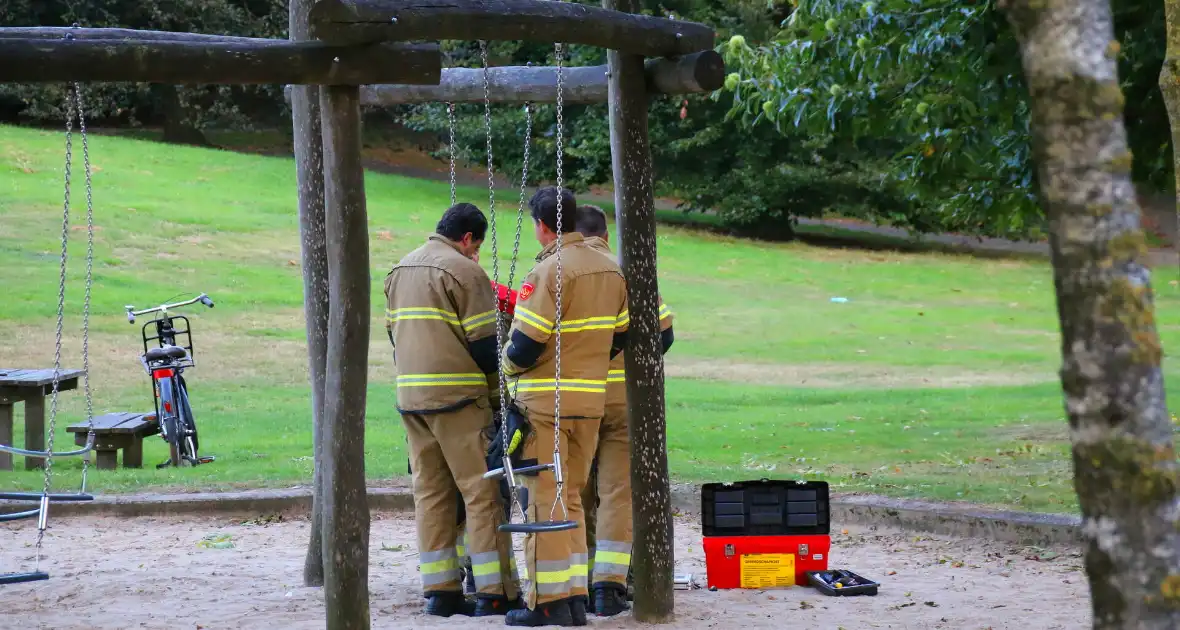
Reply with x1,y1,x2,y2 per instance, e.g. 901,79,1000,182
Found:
125,293,215,324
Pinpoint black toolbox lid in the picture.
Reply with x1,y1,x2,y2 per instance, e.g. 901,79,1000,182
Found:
701,479,830,537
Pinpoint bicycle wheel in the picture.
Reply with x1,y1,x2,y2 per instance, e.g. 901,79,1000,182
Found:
157,374,186,467
177,375,199,455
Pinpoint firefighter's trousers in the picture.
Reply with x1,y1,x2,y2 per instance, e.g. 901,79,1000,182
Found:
520,410,600,608
581,401,632,588
403,397,519,599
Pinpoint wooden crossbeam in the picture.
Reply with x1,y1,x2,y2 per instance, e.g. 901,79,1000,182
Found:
0,28,441,85
357,51,724,104
309,0,716,57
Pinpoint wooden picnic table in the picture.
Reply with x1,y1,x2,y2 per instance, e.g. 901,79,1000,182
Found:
0,368,84,471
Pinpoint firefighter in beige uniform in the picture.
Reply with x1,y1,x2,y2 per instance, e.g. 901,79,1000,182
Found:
573,204,675,616
501,187,629,627
385,203,522,617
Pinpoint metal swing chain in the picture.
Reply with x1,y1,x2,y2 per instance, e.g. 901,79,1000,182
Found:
478,41,526,522
447,102,458,207
77,82,97,494
37,82,79,564
550,40,569,522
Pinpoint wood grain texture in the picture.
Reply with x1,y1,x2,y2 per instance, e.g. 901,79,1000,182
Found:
309,0,715,57
319,84,372,630
357,51,725,105
0,36,441,85
291,0,332,590
605,0,674,622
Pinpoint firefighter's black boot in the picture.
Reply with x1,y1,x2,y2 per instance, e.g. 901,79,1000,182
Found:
474,595,525,617
425,591,475,617
569,596,589,626
593,583,630,617
505,599,575,627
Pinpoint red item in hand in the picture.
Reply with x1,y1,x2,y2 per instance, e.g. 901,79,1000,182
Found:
491,281,518,316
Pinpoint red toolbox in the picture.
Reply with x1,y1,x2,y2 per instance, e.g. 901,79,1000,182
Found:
703,534,831,588
701,480,831,589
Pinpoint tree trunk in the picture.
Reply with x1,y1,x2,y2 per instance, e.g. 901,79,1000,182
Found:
153,84,209,147
1002,1,1180,627
1163,0,1180,276
319,84,372,630
604,0,675,623
291,0,330,589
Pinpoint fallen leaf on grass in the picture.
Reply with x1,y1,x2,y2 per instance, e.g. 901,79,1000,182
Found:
924,601,939,607
888,602,916,610
381,543,407,552
799,601,814,610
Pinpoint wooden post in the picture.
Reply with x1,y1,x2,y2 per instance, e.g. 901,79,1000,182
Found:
0,403,12,471
0,36,441,85
291,0,331,589
24,395,45,470
319,84,372,630
354,52,725,105
604,0,674,622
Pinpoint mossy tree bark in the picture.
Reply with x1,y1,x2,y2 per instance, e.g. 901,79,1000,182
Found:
1163,0,1180,264
1002,0,1180,627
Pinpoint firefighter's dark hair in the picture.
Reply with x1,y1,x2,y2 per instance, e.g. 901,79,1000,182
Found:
528,186,577,233
436,203,488,242
575,204,609,239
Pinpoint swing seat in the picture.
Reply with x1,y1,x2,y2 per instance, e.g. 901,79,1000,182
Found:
0,571,49,585
0,492,94,502
499,520,579,534
0,508,41,523
483,463,553,480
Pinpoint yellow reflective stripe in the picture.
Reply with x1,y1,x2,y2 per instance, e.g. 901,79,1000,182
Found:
461,310,497,333
616,310,630,329
594,550,631,566
421,556,460,575
658,303,672,321
606,369,625,383
559,316,617,333
387,307,460,326
515,306,554,335
535,568,573,584
471,560,501,577
397,373,486,387
514,378,607,393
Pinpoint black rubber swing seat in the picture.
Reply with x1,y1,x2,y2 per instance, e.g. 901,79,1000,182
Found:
499,520,579,534
483,463,553,480
0,571,49,585
0,492,94,502
0,508,41,523
145,345,188,362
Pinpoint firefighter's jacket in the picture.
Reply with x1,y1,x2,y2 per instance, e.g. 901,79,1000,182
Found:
384,234,500,414
502,232,629,419
583,236,675,408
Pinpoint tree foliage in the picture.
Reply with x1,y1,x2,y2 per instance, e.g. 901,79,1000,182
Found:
721,0,1168,239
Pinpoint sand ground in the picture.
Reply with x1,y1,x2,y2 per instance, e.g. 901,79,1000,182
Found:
1,512,1089,629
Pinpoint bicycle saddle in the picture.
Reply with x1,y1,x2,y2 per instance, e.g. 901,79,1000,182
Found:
145,345,188,361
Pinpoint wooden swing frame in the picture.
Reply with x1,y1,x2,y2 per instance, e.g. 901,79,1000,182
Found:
0,1,722,626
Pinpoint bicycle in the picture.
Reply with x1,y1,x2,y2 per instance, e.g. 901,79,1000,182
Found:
125,293,217,468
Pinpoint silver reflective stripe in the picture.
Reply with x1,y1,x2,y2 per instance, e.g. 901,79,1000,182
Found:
470,551,503,589
569,553,589,589
534,558,571,595
420,548,461,588
591,540,631,581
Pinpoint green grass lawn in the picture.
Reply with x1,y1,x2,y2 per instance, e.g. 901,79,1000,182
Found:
2,124,1178,513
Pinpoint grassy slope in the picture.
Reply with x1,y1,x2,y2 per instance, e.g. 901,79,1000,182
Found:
2,125,1178,512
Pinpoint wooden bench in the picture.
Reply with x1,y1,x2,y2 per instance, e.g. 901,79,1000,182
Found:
67,412,160,470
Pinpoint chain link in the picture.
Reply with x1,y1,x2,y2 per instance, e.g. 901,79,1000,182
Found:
77,82,96,494
447,102,457,207
550,40,568,520
38,82,77,563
